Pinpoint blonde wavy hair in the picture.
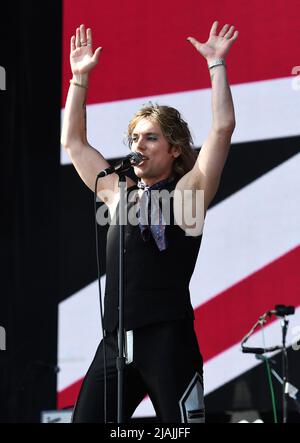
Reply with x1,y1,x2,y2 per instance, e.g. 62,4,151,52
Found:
127,103,197,178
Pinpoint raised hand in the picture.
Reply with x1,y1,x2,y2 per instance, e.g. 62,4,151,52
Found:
187,21,238,62
70,24,102,76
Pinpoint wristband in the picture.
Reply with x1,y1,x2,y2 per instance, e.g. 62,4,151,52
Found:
208,59,226,69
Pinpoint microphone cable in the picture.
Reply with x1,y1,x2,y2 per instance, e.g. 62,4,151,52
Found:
259,321,278,423
241,312,278,422
94,176,108,423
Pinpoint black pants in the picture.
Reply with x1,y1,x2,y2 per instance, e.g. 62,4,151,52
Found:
72,318,204,423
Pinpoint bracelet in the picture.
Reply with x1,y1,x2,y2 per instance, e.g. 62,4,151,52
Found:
208,59,226,70
69,79,88,89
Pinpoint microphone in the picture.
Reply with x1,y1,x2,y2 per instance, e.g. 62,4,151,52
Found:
242,345,282,354
97,152,146,178
267,305,295,317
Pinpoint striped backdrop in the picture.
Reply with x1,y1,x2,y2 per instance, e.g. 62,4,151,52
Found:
58,0,300,417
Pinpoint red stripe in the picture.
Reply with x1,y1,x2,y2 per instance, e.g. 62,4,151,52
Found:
62,0,300,105
194,246,300,362
57,378,83,410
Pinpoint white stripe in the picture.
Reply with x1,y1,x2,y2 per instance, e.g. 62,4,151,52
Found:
57,278,105,391
190,153,300,308
61,76,300,165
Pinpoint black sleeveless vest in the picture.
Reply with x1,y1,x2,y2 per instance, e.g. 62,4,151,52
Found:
103,179,202,331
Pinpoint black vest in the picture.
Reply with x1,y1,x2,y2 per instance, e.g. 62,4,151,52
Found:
103,180,202,331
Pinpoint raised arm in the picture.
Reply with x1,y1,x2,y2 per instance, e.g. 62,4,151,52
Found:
177,21,238,212
61,24,134,205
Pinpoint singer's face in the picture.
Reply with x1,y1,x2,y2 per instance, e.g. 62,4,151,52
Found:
130,118,180,186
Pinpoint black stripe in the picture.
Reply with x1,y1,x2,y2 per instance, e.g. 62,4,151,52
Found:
210,136,300,207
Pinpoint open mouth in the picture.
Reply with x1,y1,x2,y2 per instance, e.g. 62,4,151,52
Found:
136,155,148,165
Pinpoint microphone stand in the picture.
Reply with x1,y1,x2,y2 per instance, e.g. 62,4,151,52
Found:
256,353,300,418
95,169,127,424
117,173,127,423
96,152,145,423
241,309,294,423
281,317,289,423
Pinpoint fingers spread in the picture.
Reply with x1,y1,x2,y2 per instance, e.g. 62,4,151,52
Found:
210,21,218,36
230,30,239,41
75,27,81,47
219,24,230,37
70,35,75,52
80,24,87,45
224,25,235,39
87,28,92,48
